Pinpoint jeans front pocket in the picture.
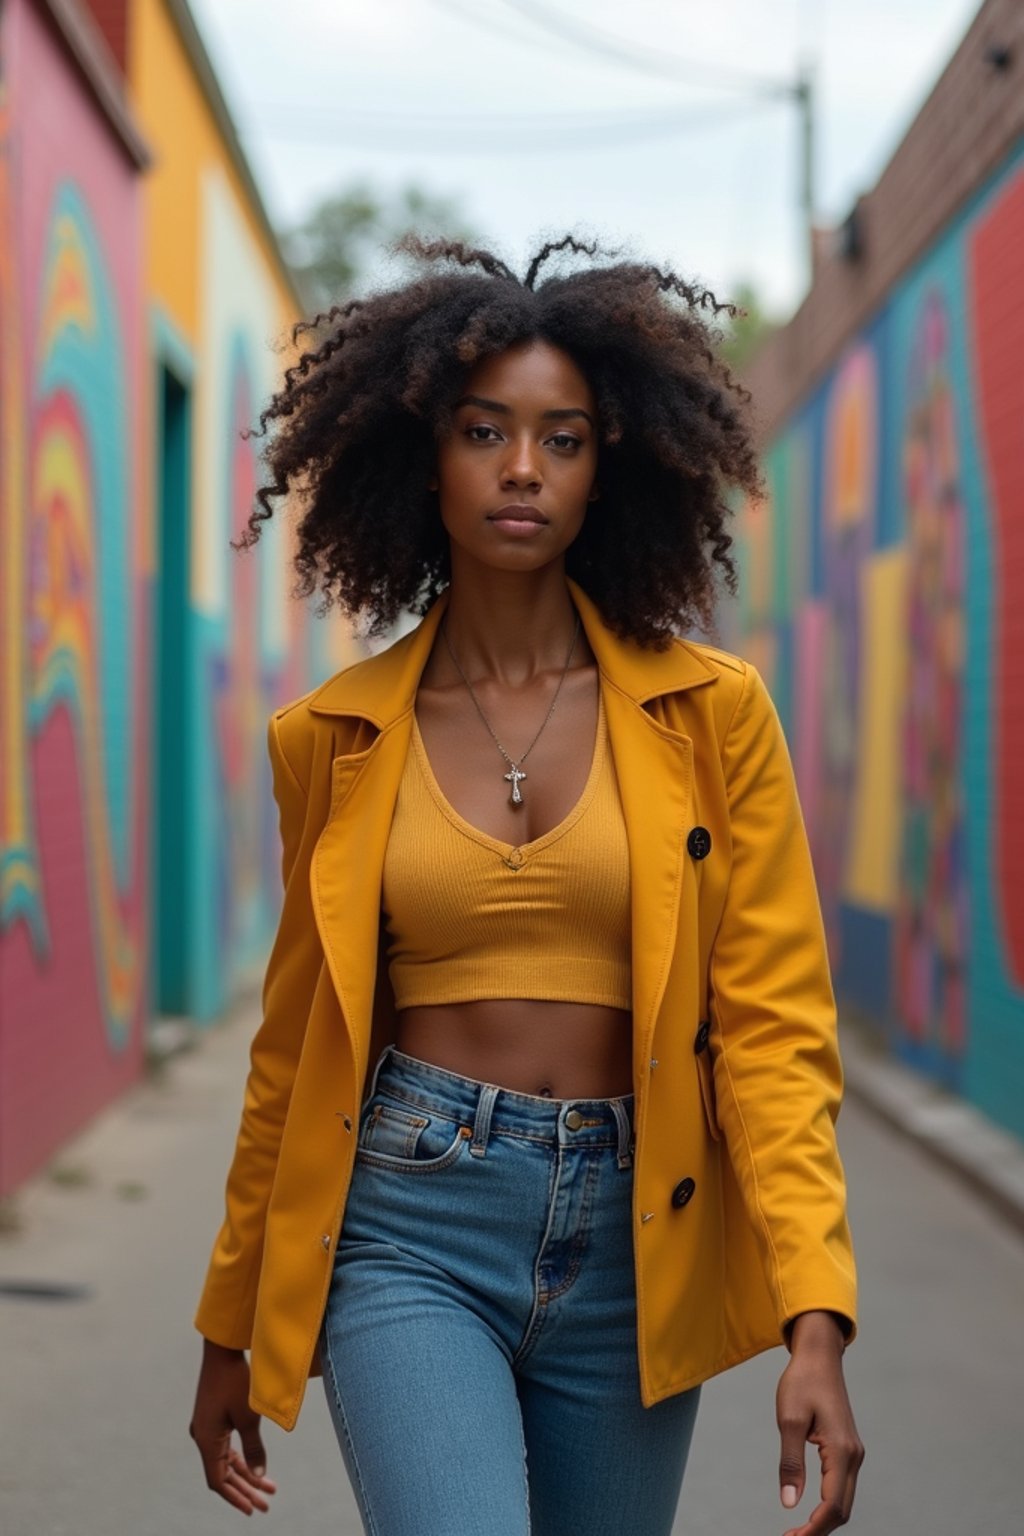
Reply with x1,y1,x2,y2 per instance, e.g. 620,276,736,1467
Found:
356,1095,471,1173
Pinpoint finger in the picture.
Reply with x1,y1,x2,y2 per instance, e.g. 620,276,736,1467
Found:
777,1410,809,1510
225,1457,273,1514
217,1473,259,1517
783,1492,851,1536
782,1456,849,1536
239,1420,269,1481
229,1449,276,1489
196,1437,265,1515
840,1435,865,1523
200,1445,258,1515
228,1449,277,1498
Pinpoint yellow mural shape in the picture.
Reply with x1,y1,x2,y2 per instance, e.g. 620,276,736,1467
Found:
844,547,907,909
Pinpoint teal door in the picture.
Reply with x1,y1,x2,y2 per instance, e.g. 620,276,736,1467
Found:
151,364,192,1014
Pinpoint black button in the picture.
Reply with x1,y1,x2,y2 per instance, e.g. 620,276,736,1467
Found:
687,826,712,860
671,1177,696,1209
694,1021,710,1054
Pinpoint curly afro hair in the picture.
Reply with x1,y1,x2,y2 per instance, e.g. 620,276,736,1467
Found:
235,234,763,648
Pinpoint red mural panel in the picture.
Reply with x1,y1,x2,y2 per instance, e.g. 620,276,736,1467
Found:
969,175,1024,989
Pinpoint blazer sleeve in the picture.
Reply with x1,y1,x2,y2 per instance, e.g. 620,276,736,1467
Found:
708,661,858,1343
193,709,322,1350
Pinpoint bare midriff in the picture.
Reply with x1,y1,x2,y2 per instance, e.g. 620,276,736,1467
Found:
395,999,634,1099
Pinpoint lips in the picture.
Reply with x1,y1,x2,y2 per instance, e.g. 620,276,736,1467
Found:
487,504,548,524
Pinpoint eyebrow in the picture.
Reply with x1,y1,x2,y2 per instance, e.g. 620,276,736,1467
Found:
453,394,595,428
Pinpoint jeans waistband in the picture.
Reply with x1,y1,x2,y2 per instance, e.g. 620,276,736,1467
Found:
366,1046,635,1166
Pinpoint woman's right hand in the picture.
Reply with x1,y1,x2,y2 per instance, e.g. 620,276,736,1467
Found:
190,1339,278,1515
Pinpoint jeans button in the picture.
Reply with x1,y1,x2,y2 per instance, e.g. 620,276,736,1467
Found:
565,1109,584,1131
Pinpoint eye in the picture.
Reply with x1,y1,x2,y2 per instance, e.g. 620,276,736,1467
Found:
548,432,582,451
465,423,502,442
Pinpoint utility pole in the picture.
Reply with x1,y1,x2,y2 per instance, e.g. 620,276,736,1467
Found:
794,59,817,291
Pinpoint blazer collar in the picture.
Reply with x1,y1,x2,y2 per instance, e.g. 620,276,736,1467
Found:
306,577,718,725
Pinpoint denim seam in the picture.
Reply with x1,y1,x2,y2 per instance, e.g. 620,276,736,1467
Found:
363,1103,430,1158
516,1402,533,1536
354,1131,470,1175
322,1324,379,1536
387,1047,635,1107
512,1148,562,1368
542,1152,601,1302
370,1084,624,1147
377,1069,634,1115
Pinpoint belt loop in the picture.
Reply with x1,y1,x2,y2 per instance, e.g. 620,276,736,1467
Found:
365,1044,393,1103
470,1083,498,1158
611,1098,633,1169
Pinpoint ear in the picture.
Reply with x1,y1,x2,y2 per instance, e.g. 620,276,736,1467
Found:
588,484,600,502
427,472,439,491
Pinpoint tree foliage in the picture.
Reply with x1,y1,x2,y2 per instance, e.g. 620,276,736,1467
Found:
719,279,781,373
282,181,477,310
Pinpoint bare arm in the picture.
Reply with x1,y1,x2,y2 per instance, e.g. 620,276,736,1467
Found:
189,1340,277,1516
775,1310,864,1534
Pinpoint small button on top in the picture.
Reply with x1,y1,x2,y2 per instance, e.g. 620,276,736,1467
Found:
694,1021,711,1054
321,1234,331,1250
565,1109,584,1131
671,1177,697,1209
687,826,712,860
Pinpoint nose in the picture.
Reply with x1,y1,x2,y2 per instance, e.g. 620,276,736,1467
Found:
499,433,543,491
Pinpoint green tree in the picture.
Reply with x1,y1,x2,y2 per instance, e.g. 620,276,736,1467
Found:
282,181,477,311
719,279,782,373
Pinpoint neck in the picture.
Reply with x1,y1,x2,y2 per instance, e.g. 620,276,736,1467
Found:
442,558,584,685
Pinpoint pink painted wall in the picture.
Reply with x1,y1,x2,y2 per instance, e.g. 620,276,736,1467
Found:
0,0,147,1192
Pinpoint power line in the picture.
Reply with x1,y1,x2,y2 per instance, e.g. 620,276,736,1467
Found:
239,97,776,154
426,0,546,52
495,0,795,97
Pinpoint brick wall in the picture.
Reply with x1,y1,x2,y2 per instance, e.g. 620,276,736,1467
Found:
746,0,1024,437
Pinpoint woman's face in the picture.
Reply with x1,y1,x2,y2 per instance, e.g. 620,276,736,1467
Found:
433,339,599,574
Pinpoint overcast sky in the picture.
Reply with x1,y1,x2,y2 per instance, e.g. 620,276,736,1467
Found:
189,0,983,317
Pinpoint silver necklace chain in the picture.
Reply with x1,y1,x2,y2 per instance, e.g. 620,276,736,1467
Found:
441,614,582,806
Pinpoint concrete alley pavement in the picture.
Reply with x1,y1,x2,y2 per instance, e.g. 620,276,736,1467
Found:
1,1002,1021,1535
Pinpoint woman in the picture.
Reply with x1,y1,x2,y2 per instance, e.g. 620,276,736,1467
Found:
190,236,863,1536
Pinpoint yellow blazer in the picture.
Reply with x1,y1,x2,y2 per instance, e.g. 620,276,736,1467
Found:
195,579,857,1431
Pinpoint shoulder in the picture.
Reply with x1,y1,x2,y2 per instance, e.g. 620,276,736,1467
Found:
673,635,747,678
266,631,413,787
667,636,765,738
675,635,758,706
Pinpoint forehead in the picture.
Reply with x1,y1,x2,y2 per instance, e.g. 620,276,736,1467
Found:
461,340,595,409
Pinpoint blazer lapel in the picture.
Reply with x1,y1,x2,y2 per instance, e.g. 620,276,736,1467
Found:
601,686,694,1077
307,594,450,1081
306,578,720,1086
568,582,718,1078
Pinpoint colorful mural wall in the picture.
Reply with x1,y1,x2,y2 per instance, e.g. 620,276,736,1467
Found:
0,0,357,1196
0,0,149,1194
729,141,1024,1141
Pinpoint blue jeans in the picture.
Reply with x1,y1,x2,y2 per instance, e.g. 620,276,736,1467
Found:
319,1046,701,1536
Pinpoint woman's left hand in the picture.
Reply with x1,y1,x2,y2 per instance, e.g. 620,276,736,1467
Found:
775,1310,865,1535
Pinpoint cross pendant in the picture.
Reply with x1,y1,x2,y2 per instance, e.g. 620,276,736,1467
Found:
504,765,527,805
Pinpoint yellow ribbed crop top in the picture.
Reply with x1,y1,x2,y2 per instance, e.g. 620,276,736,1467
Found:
381,695,632,1010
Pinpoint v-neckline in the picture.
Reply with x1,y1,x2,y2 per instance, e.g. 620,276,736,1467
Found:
410,693,607,861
